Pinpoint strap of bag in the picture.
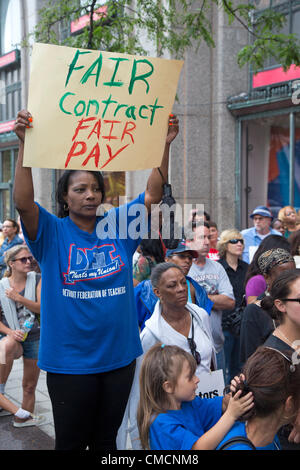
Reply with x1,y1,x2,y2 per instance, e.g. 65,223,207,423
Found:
218,436,256,450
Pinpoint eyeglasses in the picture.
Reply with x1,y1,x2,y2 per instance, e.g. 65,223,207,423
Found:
12,256,33,264
187,316,201,365
2,225,14,229
281,298,300,303
228,239,244,245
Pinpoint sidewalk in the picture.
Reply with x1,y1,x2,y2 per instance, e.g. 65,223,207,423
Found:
0,357,55,450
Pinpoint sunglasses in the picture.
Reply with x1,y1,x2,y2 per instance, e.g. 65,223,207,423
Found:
228,239,244,245
12,256,33,264
187,338,201,365
187,316,201,365
281,298,300,303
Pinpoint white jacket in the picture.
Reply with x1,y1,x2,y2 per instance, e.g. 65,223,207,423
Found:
116,300,216,450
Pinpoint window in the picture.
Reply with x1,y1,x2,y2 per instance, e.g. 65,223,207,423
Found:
252,0,300,68
1,0,21,55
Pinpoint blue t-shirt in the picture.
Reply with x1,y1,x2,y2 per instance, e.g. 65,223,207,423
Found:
149,396,223,450
216,421,281,450
22,193,148,374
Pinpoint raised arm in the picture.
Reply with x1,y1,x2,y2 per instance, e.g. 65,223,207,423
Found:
144,114,179,212
13,110,39,241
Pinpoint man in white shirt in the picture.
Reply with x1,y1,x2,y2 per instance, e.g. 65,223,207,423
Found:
187,222,235,374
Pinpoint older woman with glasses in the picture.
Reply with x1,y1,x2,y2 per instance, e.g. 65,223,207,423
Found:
0,244,43,427
117,262,216,450
217,230,248,384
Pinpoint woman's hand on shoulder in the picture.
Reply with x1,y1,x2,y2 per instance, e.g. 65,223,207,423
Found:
13,110,33,143
5,287,21,303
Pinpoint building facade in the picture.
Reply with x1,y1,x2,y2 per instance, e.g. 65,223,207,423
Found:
0,0,300,231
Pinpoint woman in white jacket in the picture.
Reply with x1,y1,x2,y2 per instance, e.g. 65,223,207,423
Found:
117,262,217,449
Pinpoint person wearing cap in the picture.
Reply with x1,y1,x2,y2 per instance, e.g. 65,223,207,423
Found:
134,239,213,331
241,206,282,264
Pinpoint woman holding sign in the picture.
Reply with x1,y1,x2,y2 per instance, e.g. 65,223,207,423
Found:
13,109,178,451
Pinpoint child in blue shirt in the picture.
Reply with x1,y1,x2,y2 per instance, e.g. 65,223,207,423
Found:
137,343,254,450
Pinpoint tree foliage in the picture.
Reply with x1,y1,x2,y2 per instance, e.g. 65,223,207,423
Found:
31,0,300,72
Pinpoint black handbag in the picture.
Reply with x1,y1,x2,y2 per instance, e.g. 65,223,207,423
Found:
222,295,246,337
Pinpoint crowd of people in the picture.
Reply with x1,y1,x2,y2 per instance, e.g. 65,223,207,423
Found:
0,109,300,452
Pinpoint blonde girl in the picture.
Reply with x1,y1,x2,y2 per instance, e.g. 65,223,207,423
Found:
137,343,253,450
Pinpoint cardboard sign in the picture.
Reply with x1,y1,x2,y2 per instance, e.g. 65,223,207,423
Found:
197,369,225,399
23,43,183,171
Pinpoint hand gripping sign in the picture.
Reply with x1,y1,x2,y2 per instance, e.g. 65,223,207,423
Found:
23,43,183,172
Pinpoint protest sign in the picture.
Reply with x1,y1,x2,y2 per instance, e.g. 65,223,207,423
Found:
197,370,225,399
23,43,183,171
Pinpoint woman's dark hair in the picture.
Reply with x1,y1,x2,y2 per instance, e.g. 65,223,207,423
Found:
245,235,291,285
288,230,300,256
261,269,300,323
139,238,165,264
208,221,218,229
150,262,183,289
56,170,106,218
4,218,20,234
234,346,300,421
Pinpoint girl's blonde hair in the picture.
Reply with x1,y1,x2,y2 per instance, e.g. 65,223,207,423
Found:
137,343,197,450
3,244,27,277
217,229,243,258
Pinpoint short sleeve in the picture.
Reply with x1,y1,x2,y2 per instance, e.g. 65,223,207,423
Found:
21,203,58,264
245,275,266,299
195,396,223,432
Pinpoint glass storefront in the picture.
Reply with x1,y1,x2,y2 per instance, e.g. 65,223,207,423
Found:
238,108,300,228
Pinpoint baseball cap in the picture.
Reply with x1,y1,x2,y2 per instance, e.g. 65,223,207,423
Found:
250,205,273,220
166,239,198,259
